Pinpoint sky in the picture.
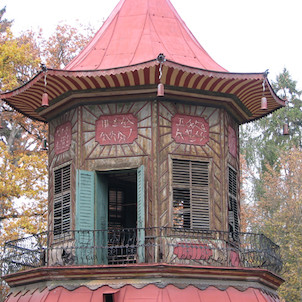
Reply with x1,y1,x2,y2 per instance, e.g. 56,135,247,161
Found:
4,0,302,89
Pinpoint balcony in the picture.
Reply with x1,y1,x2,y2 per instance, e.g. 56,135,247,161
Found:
1,228,282,276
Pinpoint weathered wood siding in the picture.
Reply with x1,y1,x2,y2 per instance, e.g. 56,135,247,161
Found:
48,98,239,232
48,109,78,230
79,101,155,228
157,101,227,230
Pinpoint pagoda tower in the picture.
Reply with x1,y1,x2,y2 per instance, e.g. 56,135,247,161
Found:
1,0,284,301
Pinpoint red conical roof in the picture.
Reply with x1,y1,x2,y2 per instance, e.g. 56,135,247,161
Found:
0,0,285,122
65,0,227,71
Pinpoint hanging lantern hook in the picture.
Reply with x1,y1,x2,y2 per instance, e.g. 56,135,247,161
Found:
261,69,269,110
40,64,49,107
157,53,166,82
156,54,166,97
41,63,48,92
44,72,47,91
262,69,269,92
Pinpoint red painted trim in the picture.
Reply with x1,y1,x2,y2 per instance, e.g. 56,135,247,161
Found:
122,72,131,87
143,67,150,84
183,72,194,87
191,75,203,89
100,76,110,88
111,74,120,87
132,70,140,86
174,70,185,86
88,76,100,89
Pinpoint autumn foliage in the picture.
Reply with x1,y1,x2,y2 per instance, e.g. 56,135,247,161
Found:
0,8,94,299
243,148,302,301
1,4,302,302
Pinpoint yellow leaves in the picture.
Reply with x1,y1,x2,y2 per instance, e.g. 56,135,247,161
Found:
0,139,47,299
1,142,45,190
1,21,94,92
0,141,47,301
0,142,48,230
0,28,41,91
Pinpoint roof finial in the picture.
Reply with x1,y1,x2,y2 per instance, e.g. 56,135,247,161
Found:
157,54,166,97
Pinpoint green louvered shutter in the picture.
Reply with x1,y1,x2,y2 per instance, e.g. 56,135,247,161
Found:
76,170,95,265
137,165,145,263
95,173,108,264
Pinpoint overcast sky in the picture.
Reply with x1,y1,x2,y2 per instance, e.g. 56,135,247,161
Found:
4,0,302,89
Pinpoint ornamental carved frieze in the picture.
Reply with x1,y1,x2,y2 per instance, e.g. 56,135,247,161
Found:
171,114,209,146
228,126,237,157
95,114,138,145
54,122,72,155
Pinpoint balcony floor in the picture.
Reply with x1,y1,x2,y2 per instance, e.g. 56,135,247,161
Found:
3,264,284,302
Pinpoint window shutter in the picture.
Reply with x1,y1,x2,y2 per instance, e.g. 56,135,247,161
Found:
53,165,71,237
228,167,239,239
76,170,95,264
191,161,209,229
137,165,145,263
95,174,108,264
173,159,209,230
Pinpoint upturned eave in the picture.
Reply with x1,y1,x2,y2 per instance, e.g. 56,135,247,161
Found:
0,60,285,123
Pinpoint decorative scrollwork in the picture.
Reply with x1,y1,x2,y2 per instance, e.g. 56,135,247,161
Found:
2,228,282,276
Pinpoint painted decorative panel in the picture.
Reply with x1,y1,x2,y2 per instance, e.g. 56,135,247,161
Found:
82,102,152,161
171,114,209,146
95,114,138,145
54,122,72,155
49,109,77,169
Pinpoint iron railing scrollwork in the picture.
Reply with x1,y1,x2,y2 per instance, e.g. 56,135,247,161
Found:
1,228,282,276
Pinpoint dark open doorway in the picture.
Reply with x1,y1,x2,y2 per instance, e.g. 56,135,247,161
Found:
95,169,138,264
107,170,137,230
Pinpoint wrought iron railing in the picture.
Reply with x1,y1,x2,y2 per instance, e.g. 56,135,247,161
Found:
1,228,282,276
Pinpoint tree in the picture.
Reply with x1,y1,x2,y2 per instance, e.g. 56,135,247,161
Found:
240,69,302,201
0,7,12,33
240,70,302,301
0,29,41,91
42,22,95,68
0,142,48,275
0,20,94,224
245,147,302,302
0,13,94,299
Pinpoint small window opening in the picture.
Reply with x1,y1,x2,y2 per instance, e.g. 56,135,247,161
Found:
104,293,114,302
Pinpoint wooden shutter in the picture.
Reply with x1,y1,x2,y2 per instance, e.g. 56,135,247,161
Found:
76,170,95,264
137,165,145,262
191,161,209,229
53,165,71,238
172,159,209,230
173,160,191,228
228,167,239,239
95,173,108,264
